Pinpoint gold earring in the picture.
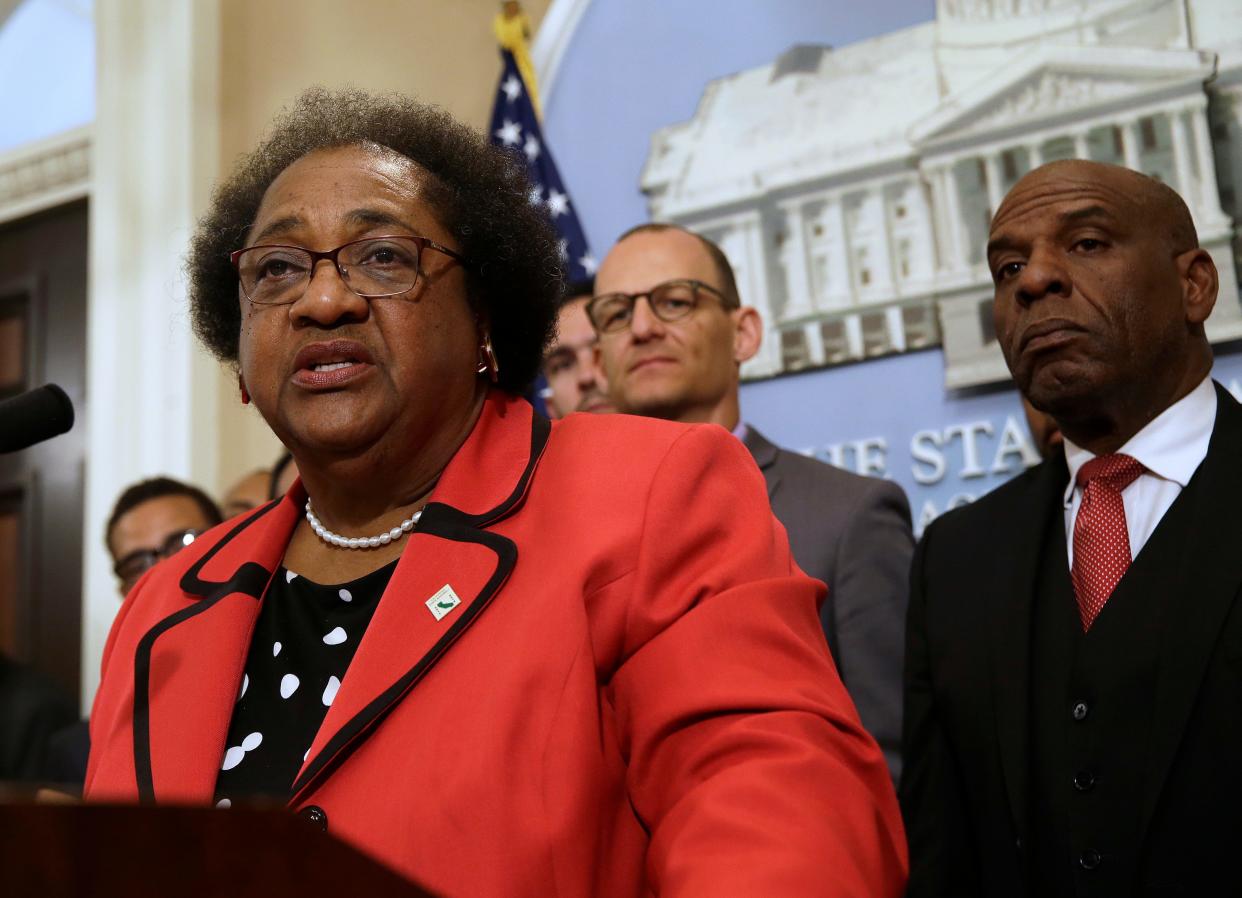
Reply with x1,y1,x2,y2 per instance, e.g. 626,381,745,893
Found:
477,333,500,383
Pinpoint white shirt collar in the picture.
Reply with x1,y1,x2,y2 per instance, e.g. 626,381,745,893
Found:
1061,375,1217,507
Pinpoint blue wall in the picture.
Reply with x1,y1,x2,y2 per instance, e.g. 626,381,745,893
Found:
542,0,936,254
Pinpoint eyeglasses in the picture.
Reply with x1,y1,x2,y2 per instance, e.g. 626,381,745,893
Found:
113,528,203,593
230,235,468,306
586,279,735,335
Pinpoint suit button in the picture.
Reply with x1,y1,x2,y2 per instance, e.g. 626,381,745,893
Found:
298,805,328,832
1072,701,1089,721
1073,770,1096,792
1078,848,1102,870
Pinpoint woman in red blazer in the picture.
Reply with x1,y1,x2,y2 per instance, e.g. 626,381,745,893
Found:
85,88,906,897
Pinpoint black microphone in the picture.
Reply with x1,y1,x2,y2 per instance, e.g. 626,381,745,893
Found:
0,384,75,453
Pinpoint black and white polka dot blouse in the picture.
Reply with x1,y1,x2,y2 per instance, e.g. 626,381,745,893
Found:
214,560,397,806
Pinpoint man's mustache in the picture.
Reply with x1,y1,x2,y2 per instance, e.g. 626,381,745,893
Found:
576,388,612,413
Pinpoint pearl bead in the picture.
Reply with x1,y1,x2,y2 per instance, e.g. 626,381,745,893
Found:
304,500,422,550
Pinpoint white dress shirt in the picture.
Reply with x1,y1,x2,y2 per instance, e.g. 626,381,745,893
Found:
1063,375,1217,567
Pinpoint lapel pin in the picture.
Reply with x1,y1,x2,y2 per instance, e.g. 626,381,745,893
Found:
425,584,462,621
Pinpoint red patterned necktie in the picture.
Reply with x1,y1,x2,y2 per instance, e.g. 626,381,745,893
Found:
1070,453,1146,631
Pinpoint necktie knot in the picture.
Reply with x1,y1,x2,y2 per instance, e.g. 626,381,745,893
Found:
1076,453,1145,493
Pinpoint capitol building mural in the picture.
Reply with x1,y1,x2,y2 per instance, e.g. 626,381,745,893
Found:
642,0,1242,387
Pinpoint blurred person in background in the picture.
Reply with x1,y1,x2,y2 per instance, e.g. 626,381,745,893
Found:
269,450,299,500
224,453,302,518
41,476,223,793
222,469,271,517
83,89,905,897
0,654,75,787
541,277,615,418
592,223,914,784
107,477,223,598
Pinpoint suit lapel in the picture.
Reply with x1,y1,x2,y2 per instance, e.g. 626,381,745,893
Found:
134,498,297,802
289,394,550,803
741,424,781,499
132,392,549,806
1139,384,1242,835
988,454,1067,837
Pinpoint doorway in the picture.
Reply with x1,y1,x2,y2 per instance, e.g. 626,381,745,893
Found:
0,199,87,709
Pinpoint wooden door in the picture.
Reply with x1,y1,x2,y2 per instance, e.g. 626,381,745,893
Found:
0,200,87,709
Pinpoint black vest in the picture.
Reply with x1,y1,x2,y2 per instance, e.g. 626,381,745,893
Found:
1028,478,1197,897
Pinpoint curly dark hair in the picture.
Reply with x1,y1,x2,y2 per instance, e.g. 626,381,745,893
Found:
187,87,563,393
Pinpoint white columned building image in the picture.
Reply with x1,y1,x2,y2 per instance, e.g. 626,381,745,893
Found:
641,0,1242,387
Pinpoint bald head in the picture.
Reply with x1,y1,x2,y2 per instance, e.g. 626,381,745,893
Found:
988,158,1218,455
593,224,762,427
998,160,1198,255
613,223,742,307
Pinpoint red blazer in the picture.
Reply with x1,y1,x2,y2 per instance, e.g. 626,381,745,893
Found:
86,392,906,897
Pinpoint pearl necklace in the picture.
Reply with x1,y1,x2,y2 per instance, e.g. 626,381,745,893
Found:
305,500,422,550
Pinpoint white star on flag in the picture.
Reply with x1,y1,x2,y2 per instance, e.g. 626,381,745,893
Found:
494,119,522,147
501,75,523,103
547,189,570,218
489,52,595,285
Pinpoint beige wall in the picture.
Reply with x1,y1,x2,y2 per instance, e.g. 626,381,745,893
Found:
209,0,551,495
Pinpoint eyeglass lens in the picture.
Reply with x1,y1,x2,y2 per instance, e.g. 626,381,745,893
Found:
236,237,422,304
116,529,202,590
591,281,700,334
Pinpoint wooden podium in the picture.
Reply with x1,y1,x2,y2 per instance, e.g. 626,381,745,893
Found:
0,800,436,897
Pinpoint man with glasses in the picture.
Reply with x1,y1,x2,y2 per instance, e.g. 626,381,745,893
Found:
41,476,224,793
592,223,913,783
107,477,223,597
541,278,616,419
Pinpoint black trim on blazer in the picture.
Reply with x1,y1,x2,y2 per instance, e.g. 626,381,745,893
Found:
289,411,550,802
289,510,516,800
180,499,281,597
458,411,550,528
133,407,550,805
133,501,280,801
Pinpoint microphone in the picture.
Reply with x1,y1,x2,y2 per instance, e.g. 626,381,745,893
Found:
0,384,75,453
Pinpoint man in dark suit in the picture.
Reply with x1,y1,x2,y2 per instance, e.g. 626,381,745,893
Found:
593,223,913,781
902,159,1239,896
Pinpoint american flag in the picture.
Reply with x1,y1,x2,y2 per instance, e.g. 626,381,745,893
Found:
489,49,595,282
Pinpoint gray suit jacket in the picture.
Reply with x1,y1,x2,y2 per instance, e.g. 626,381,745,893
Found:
742,425,913,783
